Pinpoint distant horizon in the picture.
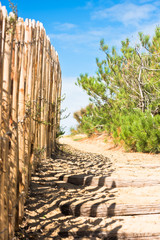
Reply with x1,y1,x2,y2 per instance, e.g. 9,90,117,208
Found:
2,0,160,134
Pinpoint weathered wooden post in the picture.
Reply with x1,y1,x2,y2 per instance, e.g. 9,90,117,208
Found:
18,18,25,223
32,21,39,165
10,18,22,233
1,6,13,239
23,18,30,195
51,51,58,151
41,28,46,157
0,4,4,239
48,46,54,156
8,12,20,238
37,23,44,157
45,36,50,157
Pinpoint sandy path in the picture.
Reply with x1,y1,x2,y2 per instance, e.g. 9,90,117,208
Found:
15,135,160,239
59,134,160,179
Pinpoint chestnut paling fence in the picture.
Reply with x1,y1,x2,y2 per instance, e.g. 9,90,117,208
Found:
0,3,62,239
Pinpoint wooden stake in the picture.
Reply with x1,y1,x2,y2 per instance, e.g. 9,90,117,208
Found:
23,18,30,195
41,30,47,156
10,20,21,233
18,19,25,223
0,5,4,240
2,8,13,240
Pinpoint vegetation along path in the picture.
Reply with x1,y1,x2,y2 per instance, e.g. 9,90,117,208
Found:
16,135,160,239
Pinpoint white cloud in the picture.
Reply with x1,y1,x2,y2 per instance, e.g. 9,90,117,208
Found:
77,1,94,10
53,22,77,31
92,2,158,26
49,26,113,47
139,0,158,3
50,1,160,52
85,1,93,9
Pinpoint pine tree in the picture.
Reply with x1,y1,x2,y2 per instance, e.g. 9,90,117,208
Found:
75,26,160,153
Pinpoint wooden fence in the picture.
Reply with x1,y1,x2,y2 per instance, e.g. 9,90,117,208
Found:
0,3,62,239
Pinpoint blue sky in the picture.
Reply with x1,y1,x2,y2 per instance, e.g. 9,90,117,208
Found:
2,0,160,133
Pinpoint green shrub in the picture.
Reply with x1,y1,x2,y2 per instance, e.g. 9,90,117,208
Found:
119,111,160,152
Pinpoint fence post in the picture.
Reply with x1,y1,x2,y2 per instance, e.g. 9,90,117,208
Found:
41,29,46,157
0,5,4,239
37,23,44,158
23,18,30,196
10,19,21,233
1,7,13,240
18,18,25,223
